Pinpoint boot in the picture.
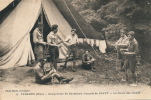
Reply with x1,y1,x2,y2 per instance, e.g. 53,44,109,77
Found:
91,68,96,72
61,77,74,84
53,74,65,84
91,66,96,72
72,68,76,72
72,61,76,72
120,62,125,71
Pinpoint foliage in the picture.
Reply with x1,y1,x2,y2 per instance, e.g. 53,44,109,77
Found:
67,0,151,62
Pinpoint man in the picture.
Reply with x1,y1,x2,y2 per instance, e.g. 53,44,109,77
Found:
82,50,96,72
62,29,79,72
33,25,46,61
115,29,129,71
120,31,139,86
34,58,73,84
47,24,62,71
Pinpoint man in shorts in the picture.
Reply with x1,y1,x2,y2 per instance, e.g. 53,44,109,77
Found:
120,31,139,86
62,29,79,72
47,24,62,71
115,29,129,71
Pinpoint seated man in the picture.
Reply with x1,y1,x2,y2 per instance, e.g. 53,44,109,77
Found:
34,58,73,84
82,50,96,72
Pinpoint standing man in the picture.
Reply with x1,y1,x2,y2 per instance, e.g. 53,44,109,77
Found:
63,29,79,72
47,24,62,71
34,58,73,84
120,31,139,86
115,29,129,71
33,25,46,61
82,50,96,72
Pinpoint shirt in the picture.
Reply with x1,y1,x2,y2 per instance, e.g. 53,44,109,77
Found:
65,34,79,45
47,32,60,45
115,35,129,46
34,63,45,83
82,54,94,63
33,28,44,44
128,38,139,53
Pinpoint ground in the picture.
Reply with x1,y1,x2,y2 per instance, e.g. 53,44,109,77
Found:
0,48,151,99
0,49,151,86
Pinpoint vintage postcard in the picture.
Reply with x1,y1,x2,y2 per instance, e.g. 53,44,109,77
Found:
0,0,151,100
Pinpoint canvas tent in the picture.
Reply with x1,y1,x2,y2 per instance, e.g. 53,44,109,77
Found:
0,0,107,68
0,0,13,11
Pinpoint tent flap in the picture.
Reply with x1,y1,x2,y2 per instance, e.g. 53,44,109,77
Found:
0,0,41,68
0,0,13,11
42,0,72,59
0,0,106,68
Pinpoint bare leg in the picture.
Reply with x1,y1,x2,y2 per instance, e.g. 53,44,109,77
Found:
121,60,124,70
91,62,96,72
121,60,127,81
72,59,76,72
64,51,72,68
132,71,136,83
53,58,58,71
52,73,62,84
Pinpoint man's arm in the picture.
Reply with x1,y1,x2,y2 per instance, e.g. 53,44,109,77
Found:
115,38,121,46
124,38,129,46
134,42,139,54
47,34,57,46
33,29,46,45
35,68,54,81
82,55,87,64
120,48,128,52
115,38,128,49
76,35,79,44
90,55,96,62
33,30,38,44
64,36,71,46
41,70,55,80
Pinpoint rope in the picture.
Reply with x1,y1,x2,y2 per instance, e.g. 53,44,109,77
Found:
141,60,151,67
63,0,121,85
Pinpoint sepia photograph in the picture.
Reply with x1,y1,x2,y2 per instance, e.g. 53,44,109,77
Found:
0,0,151,99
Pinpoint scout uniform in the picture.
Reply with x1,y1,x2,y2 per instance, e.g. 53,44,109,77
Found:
33,28,45,61
47,32,60,70
82,53,96,71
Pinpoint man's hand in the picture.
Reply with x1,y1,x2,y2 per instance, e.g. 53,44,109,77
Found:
87,61,91,63
47,43,58,47
59,44,62,48
91,58,96,62
43,42,47,45
38,42,47,45
120,49,128,53
48,69,55,75
87,62,90,64
52,68,56,73
56,44,62,48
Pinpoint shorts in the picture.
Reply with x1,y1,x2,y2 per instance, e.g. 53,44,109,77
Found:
125,56,136,72
49,46,59,61
68,45,78,59
117,50,123,60
82,62,94,70
36,78,52,84
34,44,44,60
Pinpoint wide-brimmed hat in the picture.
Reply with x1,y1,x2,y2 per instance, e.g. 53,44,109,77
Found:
38,24,43,28
128,31,135,36
71,28,76,32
